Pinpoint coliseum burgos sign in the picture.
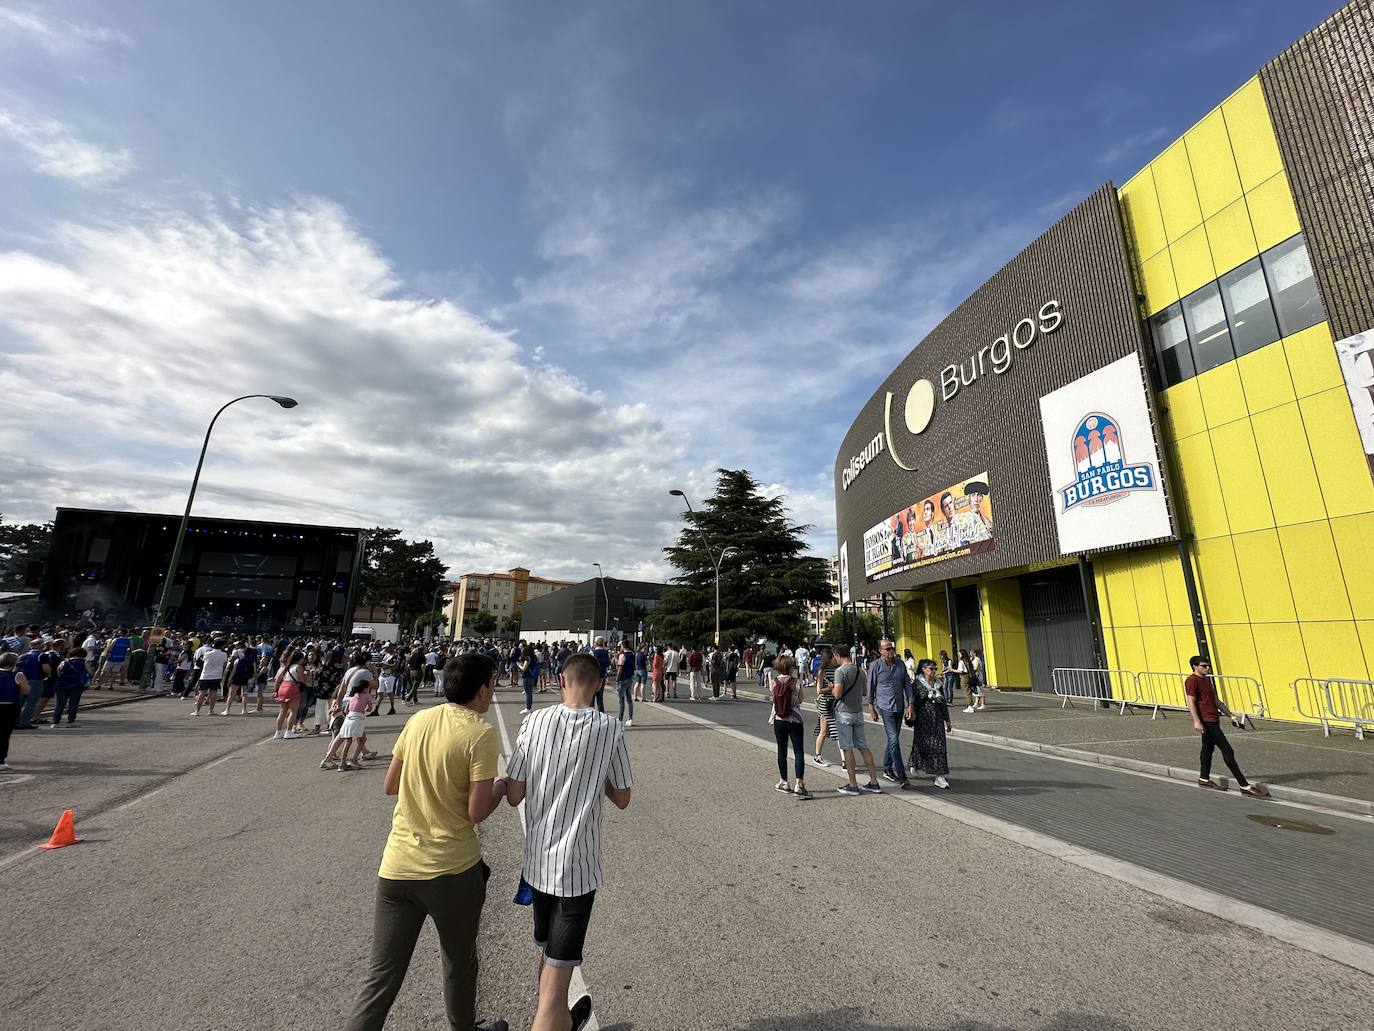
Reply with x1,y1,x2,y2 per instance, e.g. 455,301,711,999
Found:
840,299,1063,491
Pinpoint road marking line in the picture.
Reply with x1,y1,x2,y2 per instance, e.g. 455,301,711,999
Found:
492,699,599,1031
0,774,35,787
662,701,1374,977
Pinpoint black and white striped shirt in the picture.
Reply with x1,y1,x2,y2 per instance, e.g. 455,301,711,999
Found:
507,704,633,897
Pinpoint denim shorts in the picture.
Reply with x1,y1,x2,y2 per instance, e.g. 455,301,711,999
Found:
836,709,868,750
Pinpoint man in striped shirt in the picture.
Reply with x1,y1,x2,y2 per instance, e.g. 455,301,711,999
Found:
500,653,632,1031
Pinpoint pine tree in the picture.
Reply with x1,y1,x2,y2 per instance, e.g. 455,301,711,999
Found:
651,469,833,647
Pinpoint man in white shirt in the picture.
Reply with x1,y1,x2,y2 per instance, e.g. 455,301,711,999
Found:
501,653,632,1031
192,639,229,716
662,644,681,699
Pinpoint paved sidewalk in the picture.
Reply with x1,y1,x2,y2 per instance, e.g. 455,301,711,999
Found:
735,681,1374,815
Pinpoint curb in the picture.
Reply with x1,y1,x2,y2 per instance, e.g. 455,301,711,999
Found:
77,689,170,713
730,685,1374,819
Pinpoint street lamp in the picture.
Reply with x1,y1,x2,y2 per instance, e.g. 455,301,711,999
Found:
148,394,299,646
669,489,734,647
592,562,610,645
429,584,444,641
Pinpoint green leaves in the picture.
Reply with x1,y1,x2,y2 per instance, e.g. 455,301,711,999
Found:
357,527,448,625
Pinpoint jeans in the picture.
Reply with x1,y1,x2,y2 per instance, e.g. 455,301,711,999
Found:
942,672,957,704
52,684,84,725
879,708,905,779
0,702,17,762
18,686,44,727
773,718,804,780
1200,721,1248,786
617,679,634,721
343,864,487,1031
594,679,605,712
522,678,535,709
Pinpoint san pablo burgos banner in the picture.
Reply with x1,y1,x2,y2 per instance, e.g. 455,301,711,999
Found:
1038,354,1170,554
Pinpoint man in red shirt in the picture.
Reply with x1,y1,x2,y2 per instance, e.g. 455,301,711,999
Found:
1184,656,1269,798
686,646,704,702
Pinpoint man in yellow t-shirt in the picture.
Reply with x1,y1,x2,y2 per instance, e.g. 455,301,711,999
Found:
343,654,509,1031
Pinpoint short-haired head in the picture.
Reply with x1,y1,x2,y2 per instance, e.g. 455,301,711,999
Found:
445,653,496,704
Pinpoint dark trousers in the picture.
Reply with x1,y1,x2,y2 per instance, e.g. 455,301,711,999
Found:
52,684,84,725
594,680,605,712
1200,721,1247,786
523,679,534,709
773,718,804,780
879,709,905,778
172,668,187,696
617,679,634,721
0,702,17,763
344,864,487,1031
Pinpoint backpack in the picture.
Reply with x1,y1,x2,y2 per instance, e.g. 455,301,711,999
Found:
772,674,795,720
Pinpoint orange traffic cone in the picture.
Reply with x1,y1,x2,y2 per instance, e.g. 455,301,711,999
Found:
38,809,83,849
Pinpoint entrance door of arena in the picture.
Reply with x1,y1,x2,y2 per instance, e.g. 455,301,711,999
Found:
1019,566,1095,693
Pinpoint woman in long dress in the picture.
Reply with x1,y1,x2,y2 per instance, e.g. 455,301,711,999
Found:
909,657,952,789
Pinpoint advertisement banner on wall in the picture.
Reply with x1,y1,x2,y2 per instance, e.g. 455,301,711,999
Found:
1038,354,1172,554
838,541,851,605
1333,328,1374,478
862,472,995,583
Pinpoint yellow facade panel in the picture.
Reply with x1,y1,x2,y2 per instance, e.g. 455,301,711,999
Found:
1298,621,1370,682
1185,108,1244,219
1283,322,1341,398
1161,378,1207,439
1103,625,1146,674
1193,538,1248,624
1250,404,1324,526
1298,388,1374,519
1221,78,1283,192
1278,522,1354,622
1357,622,1374,681
987,629,1032,689
1246,171,1301,252
1170,225,1217,297
1160,547,1192,623
1153,139,1203,243
1232,529,1297,622
1096,554,1141,630
1197,362,1248,429
1209,420,1276,533
1204,197,1261,278
1330,513,1374,620
1235,343,1295,415
1170,432,1229,538
1118,169,1168,264
1141,624,1182,672
1211,622,1261,680
1139,248,1180,317
1173,625,1201,669
1130,551,1170,625
1249,622,1310,711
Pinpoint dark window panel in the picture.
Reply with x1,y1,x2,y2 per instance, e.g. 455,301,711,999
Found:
1263,234,1326,337
1149,303,1195,386
1219,257,1281,357
1181,282,1235,374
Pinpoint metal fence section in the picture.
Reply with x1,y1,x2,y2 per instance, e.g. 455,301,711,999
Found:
1292,678,1333,735
1322,679,1374,741
1133,671,1266,725
1051,668,1136,712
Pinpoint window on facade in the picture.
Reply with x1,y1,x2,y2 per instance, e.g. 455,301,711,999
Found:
1149,303,1194,387
1262,233,1324,337
1219,257,1280,357
1181,282,1234,374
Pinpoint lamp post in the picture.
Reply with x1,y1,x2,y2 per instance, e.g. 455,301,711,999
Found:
669,489,735,647
427,584,444,642
592,562,610,645
148,394,299,642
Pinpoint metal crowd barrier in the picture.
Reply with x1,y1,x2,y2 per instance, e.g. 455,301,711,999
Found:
1051,668,1136,713
1321,679,1374,740
1291,677,1333,735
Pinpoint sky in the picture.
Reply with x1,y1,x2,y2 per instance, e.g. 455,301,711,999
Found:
0,0,1339,582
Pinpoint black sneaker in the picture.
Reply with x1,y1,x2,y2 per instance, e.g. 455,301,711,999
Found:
836,783,862,796
899,780,916,791
570,994,593,1031
475,1021,509,1031
880,768,898,782
860,782,883,794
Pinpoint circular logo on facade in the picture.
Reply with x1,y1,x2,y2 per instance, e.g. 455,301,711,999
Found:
905,378,935,434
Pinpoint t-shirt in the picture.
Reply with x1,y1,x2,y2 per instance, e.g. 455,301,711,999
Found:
687,650,703,671
347,691,374,714
618,651,635,681
664,649,680,673
833,663,863,714
1185,673,1220,723
342,666,374,697
592,646,611,676
106,636,132,662
507,704,632,897
378,704,499,881
198,648,229,680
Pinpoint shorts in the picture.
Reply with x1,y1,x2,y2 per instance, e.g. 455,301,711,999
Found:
339,712,368,739
198,677,221,695
836,709,868,751
379,675,397,694
531,887,596,968
277,683,300,705
633,671,646,684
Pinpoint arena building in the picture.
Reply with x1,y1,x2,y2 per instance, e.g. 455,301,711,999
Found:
832,1,1374,722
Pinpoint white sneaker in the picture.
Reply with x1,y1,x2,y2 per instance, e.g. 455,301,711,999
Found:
271,731,283,739
625,719,633,728
518,708,531,715
283,731,301,739
962,705,976,713
934,776,950,789
0,763,11,772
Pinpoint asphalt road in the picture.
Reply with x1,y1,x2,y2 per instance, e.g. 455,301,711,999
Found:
1,689,1370,1030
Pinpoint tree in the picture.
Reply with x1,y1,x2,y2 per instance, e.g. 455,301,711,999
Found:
822,609,884,653
468,609,498,635
357,528,448,625
653,469,833,647
502,609,523,638
0,518,52,590
413,609,445,633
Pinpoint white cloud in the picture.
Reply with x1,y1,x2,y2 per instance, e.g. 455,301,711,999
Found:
0,109,134,183
0,197,699,582
0,4,130,54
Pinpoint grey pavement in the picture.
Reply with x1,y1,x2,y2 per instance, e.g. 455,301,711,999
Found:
0,688,1370,1030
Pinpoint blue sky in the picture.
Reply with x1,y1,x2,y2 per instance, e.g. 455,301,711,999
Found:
0,0,1337,580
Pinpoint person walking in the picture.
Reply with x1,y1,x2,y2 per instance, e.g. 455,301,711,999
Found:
0,651,32,771
970,648,988,711
518,644,538,715
663,643,680,699
832,645,882,796
49,648,90,727
710,645,727,700
341,653,508,1031
868,639,915,790
1186,656,1270,798
192,639,229,716
938,649,956,705
812,646,840,767
909,658,953,788
501,652,631,1031
769,655,811,799
272,649,306,739
590,636,611,713
615,641,635,727
650,646,665,703
685,645,704,701
956,648,977,713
